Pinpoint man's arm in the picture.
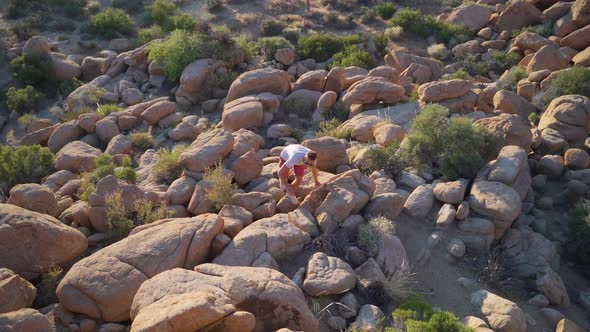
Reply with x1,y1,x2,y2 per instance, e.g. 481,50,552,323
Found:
311,162,321,187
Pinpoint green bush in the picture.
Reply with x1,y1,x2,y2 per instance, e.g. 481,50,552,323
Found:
93,153,115,180
90,8,134,37
35,265,63,307
97,104,123,117
207,0,223,12
78,172,95,201
7,0,48,19
282,28,301,44
489,51,521,73
358,215,395,257
316,119,352,139
138,25,165,43
405,311,473,332
512,22,553,38
48,0,87,17
497,66,527,92
533,66,590,110
18,113,39,128
260,19,286,37
115,156,137,183
235,34,259,60
376,2,396,19
153,145,187,184
373,31,388,56
134,199,173,224
329,45,374,70
569,199,590,264
257,36,294,60
147,0,176,25
365,141,407,179
204,164,238,211
112,0,143,13
389,8,473,44
0,145,54,191
298,32,360,62
147,30,224,80
11,55,53,88
441,69,469,81
165,14,197,32
130,132,154,149
403,104,495,180
6,86,44,113
105,191,134,239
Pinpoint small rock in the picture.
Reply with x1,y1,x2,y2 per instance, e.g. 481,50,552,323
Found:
536,196,553,210
353,305,385,332
447,238,466,258
327,316,347,330
339,292,359,319
528,294,549,307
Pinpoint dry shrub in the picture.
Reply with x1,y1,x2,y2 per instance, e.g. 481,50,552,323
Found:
385,26,403,40
427,43,449,60
204,163,238,210
265,0,303,14
357,215,395,257
237,12,261,25
35,265,63,307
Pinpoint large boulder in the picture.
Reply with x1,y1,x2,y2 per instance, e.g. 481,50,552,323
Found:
572,0,590,26
0,268,36,314
57,214,224,322
526,45,570,73
457,217,495,251
470,181,522,239
495,0,543,31
513,32,557,52
433,179,469,204
341,114,383,143
0,204,87,280
302,137,349,172
231,151,263,186
130,264,319,332
474,114,532,152
222,97,264,131
140,101,176,125
213,214,310,267
471,290,526,332
175,59,212,105
342,77,407,105
501,226,558,279
418,79,472,103
404,184,434,218
538,95,590,149
7,183,59,217
52,55,82,81
385,49,442,81
445,3,494,29
0,308,52,332
53,141,101,173
560,25,590,51
302,252,356,296
493,90,537,118
179,129,235,172
226,69,291,103
22,36,51,59
47,121,82,153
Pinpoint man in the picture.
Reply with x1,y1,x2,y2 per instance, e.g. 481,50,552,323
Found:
278,144,321,204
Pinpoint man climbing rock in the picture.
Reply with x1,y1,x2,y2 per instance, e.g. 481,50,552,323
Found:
278,144,321,204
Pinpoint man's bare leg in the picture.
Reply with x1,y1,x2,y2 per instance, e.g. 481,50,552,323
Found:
279,166,290,191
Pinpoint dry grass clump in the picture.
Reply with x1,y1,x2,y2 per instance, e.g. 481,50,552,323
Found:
237,12,262,25
36,265,63,307
357,215,395,257
427,43,449,60
382,264,417,302
153,145,187,184
204,163,238,210
130,132,154,150
385,26,404,40
265,0,303,14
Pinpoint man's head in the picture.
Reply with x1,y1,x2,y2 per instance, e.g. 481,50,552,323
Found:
305,151,317,165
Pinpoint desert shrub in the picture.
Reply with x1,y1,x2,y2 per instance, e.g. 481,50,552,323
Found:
321,100,350,121
488,51,521,73
316,119,352,139
153,145,187,184
134,199,173,224
93,153,115,180
282,27,301,44
533,66,590,110
35,265,63,307
60,105,91,122
441,69,469,81
359,6,376,24
77,172,95,201
258,36,294,60
18,113,39,129
403,104,495,180
48,0,87,17
405,311,473,332
528,112,540,125
358,215,395,257
298,32,360,62
373,32,388,56
130,132,154,149
90,8,134,37
11,20,40,42
364,141,407,179
105,191,134,239
234,34,259,59
456,54,489,76
138,25,165,43
396,295,434,321
385,26,404,40
147,0,176,25
389,9,473,44
165,14,197,32
376,2,396,19
49,18,77,32
0,144,54,191
115,156,137,183
260,19,286,37
112,0,143,13
329,45,373,69
6,86,44,114
383,265,416,303
11,55,53,88
87,0,101,13
204,164,238,210
97,104,123,117
497,65,527,92
265,0,302,14
568,199,590,264
147,30,223,80
207,0,223,12
281,96,315,118
512,21,553,38
427,43,449,60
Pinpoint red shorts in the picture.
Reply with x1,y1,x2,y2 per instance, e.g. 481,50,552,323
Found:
279,157,306,177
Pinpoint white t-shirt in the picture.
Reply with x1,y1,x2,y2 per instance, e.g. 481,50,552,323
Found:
280,144,311,168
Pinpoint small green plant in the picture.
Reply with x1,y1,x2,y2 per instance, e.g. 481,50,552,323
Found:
130,131,154,149
93,153,115,180
115,156,137,183
528,112,540,125
138,25,165,43
441,69,469,81
533,66,590,110
112,0,143,13
11,55,53,88
17,113,39,129
234,34,259,59
316,119,352,139
6,86,44,114
207,0,223,12
204,163,238,210
36,265,63,307
147,0,176,25
135,199,173,224
165,14,197,32
497,65,527,92
0,144,54,191
512,22,553,38
569,199,590,264
489,51,521,73
97,104,123,117
358,215,395,257
389,8,473,45
78,172,96,201
405,311,473,332
147,30,224,80
365,141,407,179
90,8,134,37
260,18,286,37
298,32,360,62
153,145,187,184
329,45,374,70
373,31,388,56
321,100,350,121
376,2,396,19
58,78,83,98
257,36,294,60
386,26,404,40
61,105,91,122
106,191,134,239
